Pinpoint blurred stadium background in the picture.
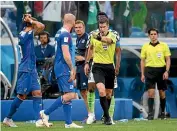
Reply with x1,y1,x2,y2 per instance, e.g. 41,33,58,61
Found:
1,1,177,130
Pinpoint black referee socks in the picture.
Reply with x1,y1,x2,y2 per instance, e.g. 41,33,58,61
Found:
100,96,109,119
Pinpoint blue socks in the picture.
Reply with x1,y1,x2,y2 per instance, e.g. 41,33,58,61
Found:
33,96,42,120
7,97,23,119
44,96,73,125
63,102,72,125
44,96,63,115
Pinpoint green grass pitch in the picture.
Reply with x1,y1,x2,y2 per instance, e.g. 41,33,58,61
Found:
1,119,177,131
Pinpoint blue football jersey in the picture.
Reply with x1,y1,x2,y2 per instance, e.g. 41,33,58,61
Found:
54,28,73,78
18,30,36,72
75,33,88,57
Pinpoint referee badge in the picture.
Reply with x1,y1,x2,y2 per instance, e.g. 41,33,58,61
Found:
102,43,108,50
157,52,162,58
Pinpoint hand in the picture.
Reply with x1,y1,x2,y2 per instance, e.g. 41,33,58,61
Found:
84,63,90,76
92,32,98,39
163,71,169,80
68,68,76,82
141,75,145,83
115,66,120,76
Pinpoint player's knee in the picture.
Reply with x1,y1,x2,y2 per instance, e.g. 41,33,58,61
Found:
88,83,96,92
148,89,155,98
99,90,106,97
106,93,112,99
80,90,87,97
17,94,26,100
32,91,42,96
63,92,76,101
159,90,165,99
88,87,95,93
106,94,112,99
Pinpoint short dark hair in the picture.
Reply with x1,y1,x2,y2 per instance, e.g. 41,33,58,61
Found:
38,31,50,43
97,12,109,22
39,31,50,37
97,12,108,19
148,28,159,35
99,17,109,25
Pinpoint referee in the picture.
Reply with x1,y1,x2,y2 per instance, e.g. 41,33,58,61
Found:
140,28,171,120
85,18,117,125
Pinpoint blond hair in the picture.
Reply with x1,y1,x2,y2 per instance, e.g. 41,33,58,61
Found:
75,20,85,27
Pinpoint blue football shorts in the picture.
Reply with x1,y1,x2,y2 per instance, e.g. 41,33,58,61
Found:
16,71,40,95
57,75,76,93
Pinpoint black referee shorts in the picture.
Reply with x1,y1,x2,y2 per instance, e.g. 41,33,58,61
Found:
92,63,115,89
145,67,167,91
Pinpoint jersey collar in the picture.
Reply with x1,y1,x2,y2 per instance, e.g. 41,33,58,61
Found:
149,41,160,47
61,27,69,32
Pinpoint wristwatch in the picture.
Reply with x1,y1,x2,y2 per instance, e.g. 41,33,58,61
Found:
165,70,170,73
85,61,89,65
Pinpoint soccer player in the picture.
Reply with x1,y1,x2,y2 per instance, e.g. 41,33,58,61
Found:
74,20,96,122
140,28,171,120
40,13,83,128
3,14,45,127
84,18,117,125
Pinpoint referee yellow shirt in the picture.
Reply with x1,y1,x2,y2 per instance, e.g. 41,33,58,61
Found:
90,31,117,64
141,41,171,67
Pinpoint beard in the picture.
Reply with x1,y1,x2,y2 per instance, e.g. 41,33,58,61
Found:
41,41,48,45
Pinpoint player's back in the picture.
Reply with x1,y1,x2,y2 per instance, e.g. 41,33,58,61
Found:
18,30,36,72
54,27,73,78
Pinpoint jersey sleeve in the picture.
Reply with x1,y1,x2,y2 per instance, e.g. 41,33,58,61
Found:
140,44,146,59
109,32,117,44
111,30,120,47
86,31,93,48
60,32,70,46
164,43,171,57
112,30,120,42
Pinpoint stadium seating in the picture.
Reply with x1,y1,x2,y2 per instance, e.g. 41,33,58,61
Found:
130,27,146,38
165,11,174,34
130,32,146,38
131,27,142,32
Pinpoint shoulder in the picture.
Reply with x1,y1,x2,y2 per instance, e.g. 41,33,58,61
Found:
85,32,89,37
47,44,55,51
35,45,40,49
47,44,53,48
28,30,33,35
109,29,120,41
88,29,99,36
159,41,168,46
109,29,119,35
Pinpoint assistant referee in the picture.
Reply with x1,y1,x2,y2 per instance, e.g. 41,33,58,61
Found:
140,28,171,120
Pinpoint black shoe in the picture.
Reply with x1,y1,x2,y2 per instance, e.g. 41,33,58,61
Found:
160,112,167,120
104,117,112,125
147,113,154,120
